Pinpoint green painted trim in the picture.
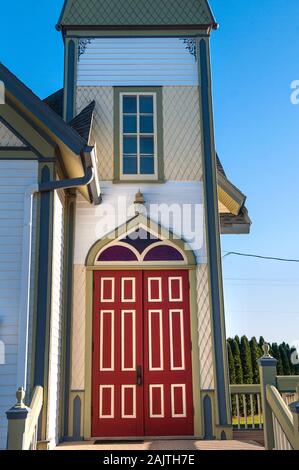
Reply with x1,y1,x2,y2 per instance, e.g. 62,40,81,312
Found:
201,391,216,439
85,213,196,267
59,194,76,439
189,270,203,437
112,179,165,184
65,30,211,38
69,391,85,440
83,269,93,439
113,87,164,183
33,163,55,441
0,151,37,159
88,265,196,272
64,39,78,122
0,105,57,159
197,37,231,428
0,63,86,155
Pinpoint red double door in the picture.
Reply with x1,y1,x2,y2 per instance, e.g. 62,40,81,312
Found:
92,270,194,437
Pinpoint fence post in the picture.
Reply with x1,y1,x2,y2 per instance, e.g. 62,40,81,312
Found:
289,401,299,450
258,343,277,450
6,387,31,450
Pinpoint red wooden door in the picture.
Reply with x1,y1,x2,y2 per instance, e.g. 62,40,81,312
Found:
92,270,194,437
92,271,144,437
143,270,194,436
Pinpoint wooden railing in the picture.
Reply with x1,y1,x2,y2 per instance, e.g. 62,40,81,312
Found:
6,386,43,450
266,385,298,450
229,346,299,450
257,344,299,450
230,384,263,430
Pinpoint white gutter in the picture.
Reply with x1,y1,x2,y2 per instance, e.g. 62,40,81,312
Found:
16,184,38,390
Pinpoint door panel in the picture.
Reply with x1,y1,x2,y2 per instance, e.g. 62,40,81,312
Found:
92,271,144,437
92,270,194,437
143,271,194,436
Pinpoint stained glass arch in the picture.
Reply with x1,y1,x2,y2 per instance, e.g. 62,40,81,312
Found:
95,226,187,264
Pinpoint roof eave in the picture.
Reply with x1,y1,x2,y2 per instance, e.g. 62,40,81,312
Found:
220,208,252,235
56,23,218,33
0,63,86,156
217,172,247,216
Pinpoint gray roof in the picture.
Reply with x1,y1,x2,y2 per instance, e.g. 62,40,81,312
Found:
69,101,95,143
0,62,86,155
44,89,64,118
44,90,95,144
216,154,226,177
57,0,217,29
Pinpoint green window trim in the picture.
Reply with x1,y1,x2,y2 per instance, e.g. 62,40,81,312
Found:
113,87,164,183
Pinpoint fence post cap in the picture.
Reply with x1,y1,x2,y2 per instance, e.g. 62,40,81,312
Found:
15,387,26,408
6,405,31,420
5,387,31,420
257,343,278,366
289,401,299,415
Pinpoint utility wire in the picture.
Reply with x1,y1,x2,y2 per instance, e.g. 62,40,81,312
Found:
222,251,299,263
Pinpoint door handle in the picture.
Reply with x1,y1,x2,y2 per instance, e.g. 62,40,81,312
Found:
136,365,143,386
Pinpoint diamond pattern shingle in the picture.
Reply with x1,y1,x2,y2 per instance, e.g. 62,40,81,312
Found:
59,0,216,27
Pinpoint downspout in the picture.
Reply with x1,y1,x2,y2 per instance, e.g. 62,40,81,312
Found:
17,167,95,392
17,184,38,390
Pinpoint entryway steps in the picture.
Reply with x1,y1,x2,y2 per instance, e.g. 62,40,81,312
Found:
56,439,265,451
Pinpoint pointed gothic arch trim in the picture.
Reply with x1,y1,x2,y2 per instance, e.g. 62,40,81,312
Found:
85,214,196,267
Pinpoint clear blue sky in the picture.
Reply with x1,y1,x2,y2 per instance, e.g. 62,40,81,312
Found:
1,1,298,345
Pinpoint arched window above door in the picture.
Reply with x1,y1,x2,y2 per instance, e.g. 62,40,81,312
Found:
96,226,186,264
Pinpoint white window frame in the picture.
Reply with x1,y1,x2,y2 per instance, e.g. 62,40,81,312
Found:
120,92,158,181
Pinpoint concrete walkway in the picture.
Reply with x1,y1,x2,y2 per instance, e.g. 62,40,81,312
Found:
56,439,264,451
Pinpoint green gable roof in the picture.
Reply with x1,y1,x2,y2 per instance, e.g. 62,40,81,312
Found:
57,0,217,29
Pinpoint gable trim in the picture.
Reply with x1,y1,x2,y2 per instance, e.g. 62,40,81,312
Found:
86,213,197,267
0,108,57,159
0,64,86,155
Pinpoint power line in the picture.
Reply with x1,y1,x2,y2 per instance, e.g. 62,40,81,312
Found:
222,251,299,263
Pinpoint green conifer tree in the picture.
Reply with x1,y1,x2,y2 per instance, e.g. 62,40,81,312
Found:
279,343,291,376
240,336,253,384
227,342,236,384
249,337,260,383
231,339,243,384
271,343,284,375
285,344,295,375
259,336,265,351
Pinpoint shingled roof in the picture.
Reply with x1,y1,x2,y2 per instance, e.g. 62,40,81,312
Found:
44,89,64,118
43,90,95,144
57,0,217,29
68,101,95,143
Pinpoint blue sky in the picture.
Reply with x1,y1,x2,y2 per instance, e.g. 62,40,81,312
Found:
1,1,298,345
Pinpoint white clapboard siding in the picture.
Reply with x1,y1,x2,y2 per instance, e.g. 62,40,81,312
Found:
47,192,65,449
0,160,38,450
77,38,198,86
74,181,206,266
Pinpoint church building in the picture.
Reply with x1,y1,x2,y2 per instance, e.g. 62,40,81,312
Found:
0,0,250,449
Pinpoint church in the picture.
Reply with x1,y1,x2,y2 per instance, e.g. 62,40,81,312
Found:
0,0,250,449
